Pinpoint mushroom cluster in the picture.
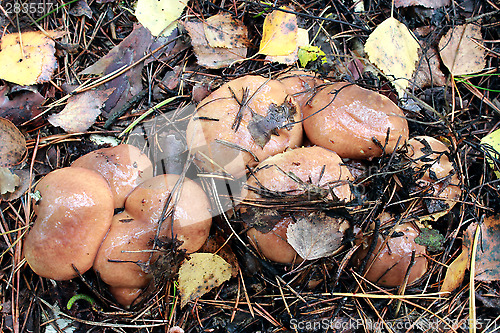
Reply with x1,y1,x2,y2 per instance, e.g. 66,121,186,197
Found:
24,144,212,307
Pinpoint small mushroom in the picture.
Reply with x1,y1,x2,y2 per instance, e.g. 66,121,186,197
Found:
71,144,153,208
24,167,114,280
277,70,325,110
406,136,461,215
243,146,352,264
302,82,409,159
186,75,303,178
353,222,428,287
93,174,212,307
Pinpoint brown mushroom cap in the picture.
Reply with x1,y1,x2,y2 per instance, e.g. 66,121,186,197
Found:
108,286,142,308
302,82,409,159
406,136,461,211
186,75,303,178
244,146,352,263
353,222,428,287
277,70,325,110
93,174,212,299
71,144,153,208
24,167,114,280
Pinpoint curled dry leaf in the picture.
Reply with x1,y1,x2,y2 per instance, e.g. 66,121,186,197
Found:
48,88,115,133
0,117,27,167
0,167,20,195
438,23,485,76
1,169,30,201
286,212,349,261
184,19,247,69
0,31,64,86
259,7,298,57
178,253,232,307
365,17,420,98
135,0,186,37
0,85,45,125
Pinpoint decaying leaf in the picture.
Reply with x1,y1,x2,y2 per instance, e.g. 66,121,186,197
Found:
241,206,283,233
0,31,63,86
1,169,31,201
69,0,93,18
177,253,232,307
203,13,249,49
135,0,186,37
0,117,27,167
442,216,500,292
287,212,349,261
0,86,45,125
259,7,298,57
0,167,20,195
365,17,420,98
48,88,115,133
480,128,500,178
184,20,247,69
247,99,296,148
199,233,239,278
265,28,309,65
438,23,485,76
413,46,446,88
414,228,445,252
395,0,450,8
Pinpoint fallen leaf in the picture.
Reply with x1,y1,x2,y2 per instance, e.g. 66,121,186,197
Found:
414,228,445,252
0,85,45,125
480,128,500,178
135,0,187,37
365,17,420,98
199,233,239,278
442,216,500,292
1,169,31,201
413,46,446,88
259,7,297,56
438,23,485,76
395,0,450,8
0,31,62,86
247,99,297,148
287,212,349,260
0,167,20,195
69,0,93,18
184,20,247,69
265,28,309,65
0,117,27,167
298,45,326,68
203,13,249,49
177,253,232,307
48,88,115,133
80,25,175,117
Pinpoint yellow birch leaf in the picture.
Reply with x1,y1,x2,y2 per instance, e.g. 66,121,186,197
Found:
177,253,232,307
259,7,297,56
0,31,59,86
364,17,420,98
135,0,187,37
265,28,309,65
480,128,500,178
438,23,486,76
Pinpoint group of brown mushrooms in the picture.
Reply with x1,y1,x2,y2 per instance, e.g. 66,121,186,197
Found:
24,71,461,307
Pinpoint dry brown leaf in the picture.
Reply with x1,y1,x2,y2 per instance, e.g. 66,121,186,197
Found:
413,46,446,88
48,88,115,133
395,0,450,8
0,167,20,195
0,86,45,125
259,7,297,56
203,13,249,49
0,117,26,167
1,169,30,201
438,23,485,76
365,17,420,98
0,31,63,86
286,212,349,261
177,253,232,307
184,20,247,69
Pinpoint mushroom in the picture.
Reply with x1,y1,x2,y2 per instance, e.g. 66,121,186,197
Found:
353,222,428,287
277,70,325,110
405,136,461,216
243,146,352,264
71,144,153,208
302,82,409,159
93,174,212,307
24,167,114,280
186,75,303,178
